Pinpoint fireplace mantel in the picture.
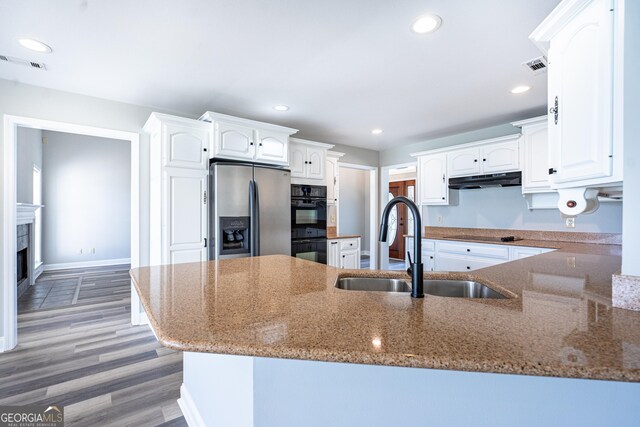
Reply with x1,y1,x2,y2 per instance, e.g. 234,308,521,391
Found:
17,203,43,225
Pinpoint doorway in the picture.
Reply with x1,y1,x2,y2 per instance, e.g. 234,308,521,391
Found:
2,115,141,352
387,179,416,261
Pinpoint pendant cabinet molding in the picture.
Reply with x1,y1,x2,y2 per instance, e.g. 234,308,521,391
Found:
199,111,298,166
530,0,624,189
145,113,210,266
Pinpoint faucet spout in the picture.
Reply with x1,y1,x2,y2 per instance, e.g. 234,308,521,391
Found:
379,196,424,298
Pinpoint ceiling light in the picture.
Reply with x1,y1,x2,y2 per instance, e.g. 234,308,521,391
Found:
371,129,383,135
510,85,531,94
411,14,442,34
17,38,52,53
273,105,289,111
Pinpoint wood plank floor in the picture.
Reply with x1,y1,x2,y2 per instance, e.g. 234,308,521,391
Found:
3,265,187,427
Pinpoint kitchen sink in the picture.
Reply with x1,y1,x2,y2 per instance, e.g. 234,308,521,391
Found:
335,277,506,299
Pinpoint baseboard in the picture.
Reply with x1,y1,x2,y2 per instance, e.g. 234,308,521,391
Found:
33,263,44,281
43,258,131,271
178,383,206,427
0,337,5,352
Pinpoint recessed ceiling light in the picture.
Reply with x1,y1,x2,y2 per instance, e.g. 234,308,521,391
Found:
273,105,289,111
510,85,531,94
411,14,442,34
17,38,52,53
371,129,383,135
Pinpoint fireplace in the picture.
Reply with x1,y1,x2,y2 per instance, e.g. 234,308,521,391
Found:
16,224,31,299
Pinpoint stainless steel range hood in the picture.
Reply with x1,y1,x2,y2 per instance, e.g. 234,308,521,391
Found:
448,171,521,190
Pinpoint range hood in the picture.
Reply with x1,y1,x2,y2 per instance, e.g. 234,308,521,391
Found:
448,171,521,190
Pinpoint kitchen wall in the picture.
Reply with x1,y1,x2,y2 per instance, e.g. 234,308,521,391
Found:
16,127,43,203
332,143,379,167
339,167,370,252
623,0,640,276
41,131,131,265
423,186,622,233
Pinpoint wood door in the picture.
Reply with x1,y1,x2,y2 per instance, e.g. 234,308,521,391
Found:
387,179,416,260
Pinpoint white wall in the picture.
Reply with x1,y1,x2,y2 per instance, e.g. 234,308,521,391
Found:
41,131,130,265
622,0,640,275
338,167,370,251
423,187,622,233
16,127,43,204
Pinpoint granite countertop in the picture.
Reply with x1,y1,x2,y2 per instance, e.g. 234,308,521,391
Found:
130,243,640,382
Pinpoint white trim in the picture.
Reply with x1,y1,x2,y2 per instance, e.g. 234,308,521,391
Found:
511,115,547,128
0,337,5,352
289,137,334,149
409,133,521,158
2,115,140,351
326,150,346,159
42,258,132,271
199,111,298,134
178,383,207,427
529,0,595,54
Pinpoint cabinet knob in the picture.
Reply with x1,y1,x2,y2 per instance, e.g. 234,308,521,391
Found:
466,248,470,252
483,158,486,162
203,148,207,152
250,141,254,146
548,168,557,175
259,143,263,147
430,256,433,259
466,266,471,270
342,255,345,258
442,197,445,200
474,159,478,163
305,161,309,164
309,161,312,165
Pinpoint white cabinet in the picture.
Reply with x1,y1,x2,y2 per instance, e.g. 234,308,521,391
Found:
530,0,623,188
326,152,343,205
448,138,520,178
434,253,500,272
513,116,552,193
448,147,481,178
418,153,448,205
405,238,435,271
145,113,210,266
327,237,361,269
200,111,297,166
289,138,333,182
510,246,545,260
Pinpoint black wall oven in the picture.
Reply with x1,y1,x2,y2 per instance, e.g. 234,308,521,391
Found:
291,184,327,264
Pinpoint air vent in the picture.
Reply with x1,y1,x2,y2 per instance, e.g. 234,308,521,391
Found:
0,54,47,70
522,56,547,74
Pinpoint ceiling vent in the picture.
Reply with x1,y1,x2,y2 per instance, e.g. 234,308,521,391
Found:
0,54,47,70
522,56,547,74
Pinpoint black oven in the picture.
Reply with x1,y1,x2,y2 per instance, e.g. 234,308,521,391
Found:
291,184,327,263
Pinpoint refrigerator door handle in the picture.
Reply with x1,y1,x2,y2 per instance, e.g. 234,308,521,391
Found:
249,179,256,257
254,179,260,256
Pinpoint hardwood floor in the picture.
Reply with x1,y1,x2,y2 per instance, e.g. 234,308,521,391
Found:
3,265,186,427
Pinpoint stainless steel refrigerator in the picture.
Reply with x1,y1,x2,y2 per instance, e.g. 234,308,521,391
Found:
208,161,291,260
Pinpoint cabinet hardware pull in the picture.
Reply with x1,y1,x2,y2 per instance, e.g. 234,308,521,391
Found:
442,174,445,183
549,96,559,125
204,238,207,248
250,141,254,146
548,168,557,175
466,249,470,252
259,143,263,146
466,266,471,270
474,159,478,163
203,148,207,152
203,190,207,204
483,158,486,162
442,197,445,200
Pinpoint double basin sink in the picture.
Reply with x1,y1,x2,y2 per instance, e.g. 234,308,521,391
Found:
336,277,506,299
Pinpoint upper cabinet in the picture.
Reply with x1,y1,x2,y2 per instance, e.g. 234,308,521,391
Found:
199,111,298,166
530,0,623,188
448,136,520,178
326,151,345,205
289,138,334,182
513,116,551,193
418,153,448,205
413,134,519,206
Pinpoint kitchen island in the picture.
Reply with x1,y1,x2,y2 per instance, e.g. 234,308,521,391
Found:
130,247,640,426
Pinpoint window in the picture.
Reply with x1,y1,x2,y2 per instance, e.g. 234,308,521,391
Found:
33,165,42,266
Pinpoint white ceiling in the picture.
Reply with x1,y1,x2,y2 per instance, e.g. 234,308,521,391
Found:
0,0,560,151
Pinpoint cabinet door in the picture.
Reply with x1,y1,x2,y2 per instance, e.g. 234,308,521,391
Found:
418,153,448,205
289,144,307,178
255,130,288,165
164,169,208,265
327,240,340,267
435,253,499,272
548,0,614,184
424,252,435,272
481,140,519,173
448,148,481,177
215,121,256,160
340,249,359,269
405,237,414,270
510,247,543,260
306,147,325,180
326,156,339,204
522,123,551,192
163,122,209,170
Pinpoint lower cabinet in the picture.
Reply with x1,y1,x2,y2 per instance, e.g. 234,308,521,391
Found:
327,238,361,269
404,237,553,272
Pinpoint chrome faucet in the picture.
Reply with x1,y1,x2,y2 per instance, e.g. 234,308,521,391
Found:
379,196,424,298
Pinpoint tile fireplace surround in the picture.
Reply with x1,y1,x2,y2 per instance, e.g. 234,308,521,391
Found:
16,203,42,298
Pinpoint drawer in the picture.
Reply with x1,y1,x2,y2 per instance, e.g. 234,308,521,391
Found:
437,241,509,260
340,238,360,250
435,253,503,272
421,239,436,252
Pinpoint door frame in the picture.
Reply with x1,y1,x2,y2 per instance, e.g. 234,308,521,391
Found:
379,162,418,270
2,115,140,351
337,162,378,270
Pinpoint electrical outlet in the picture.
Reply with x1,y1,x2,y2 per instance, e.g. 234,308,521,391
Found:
437,215,443,224
565,217,576,228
